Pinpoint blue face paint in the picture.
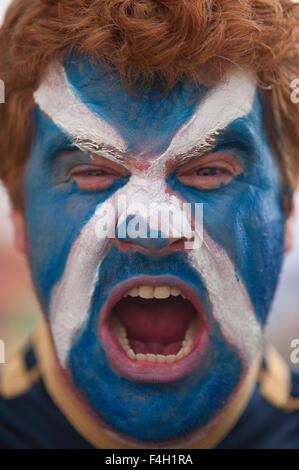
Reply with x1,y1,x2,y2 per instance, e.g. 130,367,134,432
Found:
167,91,285,325
116,214,171,250
25,107,130,309
24,54,286,443
70,246,241,442
64,54,206,156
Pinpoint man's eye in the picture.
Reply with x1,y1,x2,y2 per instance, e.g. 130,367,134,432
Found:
195,167,230,177
71,167,124,191
81,169,109,177
177,165,235,190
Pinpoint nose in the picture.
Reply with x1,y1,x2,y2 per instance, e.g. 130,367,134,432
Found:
116,215,184,253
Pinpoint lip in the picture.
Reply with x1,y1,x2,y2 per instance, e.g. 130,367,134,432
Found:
99,275,209,383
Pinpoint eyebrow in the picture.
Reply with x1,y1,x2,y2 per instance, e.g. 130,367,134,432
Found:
75,139,131,167
36,65,256,174
75,132,218,170
171,133,218,169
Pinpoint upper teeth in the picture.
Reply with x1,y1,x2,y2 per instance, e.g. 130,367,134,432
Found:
125,285,185,299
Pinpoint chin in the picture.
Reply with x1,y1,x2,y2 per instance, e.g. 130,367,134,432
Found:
67,326,246,444
64,284,254,442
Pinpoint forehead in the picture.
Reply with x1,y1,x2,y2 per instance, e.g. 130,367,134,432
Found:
64,54,205,156
34,54,257,160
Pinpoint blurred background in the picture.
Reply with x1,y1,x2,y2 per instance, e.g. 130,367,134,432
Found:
0,0,298,369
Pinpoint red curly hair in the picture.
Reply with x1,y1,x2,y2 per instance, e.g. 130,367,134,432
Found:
0,0,299,209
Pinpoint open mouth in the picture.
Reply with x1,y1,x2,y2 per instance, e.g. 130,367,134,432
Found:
99,277,209,383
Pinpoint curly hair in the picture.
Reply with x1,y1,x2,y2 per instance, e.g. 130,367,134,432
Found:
0,0,299,208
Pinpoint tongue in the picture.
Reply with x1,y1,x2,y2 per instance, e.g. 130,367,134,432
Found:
113,296,195,350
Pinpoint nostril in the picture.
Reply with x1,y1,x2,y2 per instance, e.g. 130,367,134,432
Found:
169,238,194,251
115,215,191,253
115,236,191,254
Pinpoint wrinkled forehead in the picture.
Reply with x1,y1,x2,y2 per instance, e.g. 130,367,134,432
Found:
64,54,206,157
34,54,256,160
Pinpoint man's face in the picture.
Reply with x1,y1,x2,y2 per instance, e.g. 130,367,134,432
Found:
24,54,285,444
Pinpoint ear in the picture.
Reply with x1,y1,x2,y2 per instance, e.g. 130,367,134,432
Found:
284,201,296,254
10,208,27,255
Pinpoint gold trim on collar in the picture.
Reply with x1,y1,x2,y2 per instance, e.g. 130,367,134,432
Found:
259,343,299,412
0,350,40,399
285,397,299,412
33,320,259,449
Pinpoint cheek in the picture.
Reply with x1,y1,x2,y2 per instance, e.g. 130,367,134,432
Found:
24,187,94,311
24,153,128,312
166,169,285,326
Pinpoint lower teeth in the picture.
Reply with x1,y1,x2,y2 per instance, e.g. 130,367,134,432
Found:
111,317,199,363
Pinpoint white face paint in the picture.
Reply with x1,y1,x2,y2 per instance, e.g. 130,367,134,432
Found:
35,64,261,371
50,177,262,367
153,71,256,170
35,65,255,171
34,64,126,160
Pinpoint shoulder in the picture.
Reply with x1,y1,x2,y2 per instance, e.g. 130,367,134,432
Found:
0,342,40,401
0,340,92,449
257,345,299,448
218,345,299,449
0,341,43,448
259,344,299,414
